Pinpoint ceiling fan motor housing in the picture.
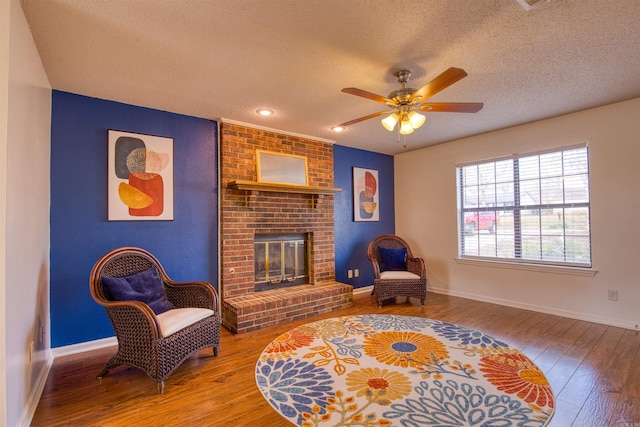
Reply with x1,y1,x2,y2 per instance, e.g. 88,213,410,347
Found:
394,69,411,84
389,70,419,105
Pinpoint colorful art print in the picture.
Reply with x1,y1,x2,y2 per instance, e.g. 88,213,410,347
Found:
108,130,174,221
353,167,379,222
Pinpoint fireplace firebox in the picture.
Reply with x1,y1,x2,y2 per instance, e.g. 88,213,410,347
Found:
254,233,309,292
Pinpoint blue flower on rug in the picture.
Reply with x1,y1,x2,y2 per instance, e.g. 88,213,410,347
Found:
356,314,434,332
430,321,509,349
256,358,334,424
327,335,363,359
383,379,549,427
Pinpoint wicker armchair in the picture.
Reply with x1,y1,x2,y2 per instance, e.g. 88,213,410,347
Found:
367,234,427,307
89,246,220,393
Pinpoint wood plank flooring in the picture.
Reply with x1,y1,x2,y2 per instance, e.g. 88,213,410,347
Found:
31,291,640,426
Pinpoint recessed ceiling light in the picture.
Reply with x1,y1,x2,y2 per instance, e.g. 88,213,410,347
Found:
256,108,274,116
331,126,345,132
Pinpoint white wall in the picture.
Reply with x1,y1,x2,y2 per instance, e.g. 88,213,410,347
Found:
0,0,10,423
2,0,52,426
395,98,640,330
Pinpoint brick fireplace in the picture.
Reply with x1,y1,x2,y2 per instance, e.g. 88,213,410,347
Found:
219,121,353,333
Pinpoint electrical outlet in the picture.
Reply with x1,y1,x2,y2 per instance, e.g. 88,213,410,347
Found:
608,289,618,301
348,270,353,279
354,269,359,277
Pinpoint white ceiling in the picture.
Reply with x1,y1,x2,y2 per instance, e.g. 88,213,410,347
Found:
20,0,640,155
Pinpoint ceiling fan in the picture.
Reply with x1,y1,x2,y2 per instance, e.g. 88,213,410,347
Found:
336,67,483,135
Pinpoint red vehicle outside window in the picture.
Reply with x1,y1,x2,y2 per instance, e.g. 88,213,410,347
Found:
464,211,497,235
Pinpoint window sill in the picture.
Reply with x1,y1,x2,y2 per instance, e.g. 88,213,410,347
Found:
454,257,598,276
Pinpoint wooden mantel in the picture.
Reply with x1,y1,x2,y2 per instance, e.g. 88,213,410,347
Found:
227,179,341,208
228,179,341,195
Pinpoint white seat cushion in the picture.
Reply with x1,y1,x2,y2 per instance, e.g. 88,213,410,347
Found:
156,307,214,338
380,271,421,280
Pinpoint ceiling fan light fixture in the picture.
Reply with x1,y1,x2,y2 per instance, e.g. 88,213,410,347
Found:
381,113,400,131
399,119,415,135
408,110,425,129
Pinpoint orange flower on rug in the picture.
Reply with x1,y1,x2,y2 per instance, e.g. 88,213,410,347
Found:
256,314,555,426
479,351,554,409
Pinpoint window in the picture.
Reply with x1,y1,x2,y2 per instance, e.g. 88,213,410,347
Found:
457,144,591,267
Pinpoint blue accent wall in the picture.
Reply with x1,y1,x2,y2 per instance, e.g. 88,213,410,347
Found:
50,91,218,347
333,145,394,289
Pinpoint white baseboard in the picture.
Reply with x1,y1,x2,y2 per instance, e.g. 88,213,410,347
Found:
51,336,117,358
427,285,639,331
353,285,373,295
17,351,54,427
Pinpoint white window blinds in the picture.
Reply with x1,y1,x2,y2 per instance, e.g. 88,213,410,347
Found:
456,144,591,267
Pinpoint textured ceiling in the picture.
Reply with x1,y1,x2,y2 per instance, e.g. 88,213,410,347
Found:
20,0,640,155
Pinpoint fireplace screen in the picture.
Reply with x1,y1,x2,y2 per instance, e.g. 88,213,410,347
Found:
254,233,309,291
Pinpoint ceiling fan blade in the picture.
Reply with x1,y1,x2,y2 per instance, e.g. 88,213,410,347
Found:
410,67,469,103
336,110,392,128
342,87,394,105
419,102,484,113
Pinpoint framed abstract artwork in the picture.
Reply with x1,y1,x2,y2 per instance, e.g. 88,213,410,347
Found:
108,130,174,221
353,167,379,221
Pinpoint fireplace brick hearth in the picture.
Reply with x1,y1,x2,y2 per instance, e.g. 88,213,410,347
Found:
221,282,352,334
220,122,353,333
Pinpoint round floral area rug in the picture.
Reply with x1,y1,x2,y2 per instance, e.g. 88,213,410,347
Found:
255,314,554,427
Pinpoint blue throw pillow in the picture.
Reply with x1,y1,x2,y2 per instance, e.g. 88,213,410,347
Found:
101,267,175,315
378,246,407,272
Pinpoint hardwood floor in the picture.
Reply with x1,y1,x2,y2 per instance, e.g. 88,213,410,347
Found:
32,291,640,426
